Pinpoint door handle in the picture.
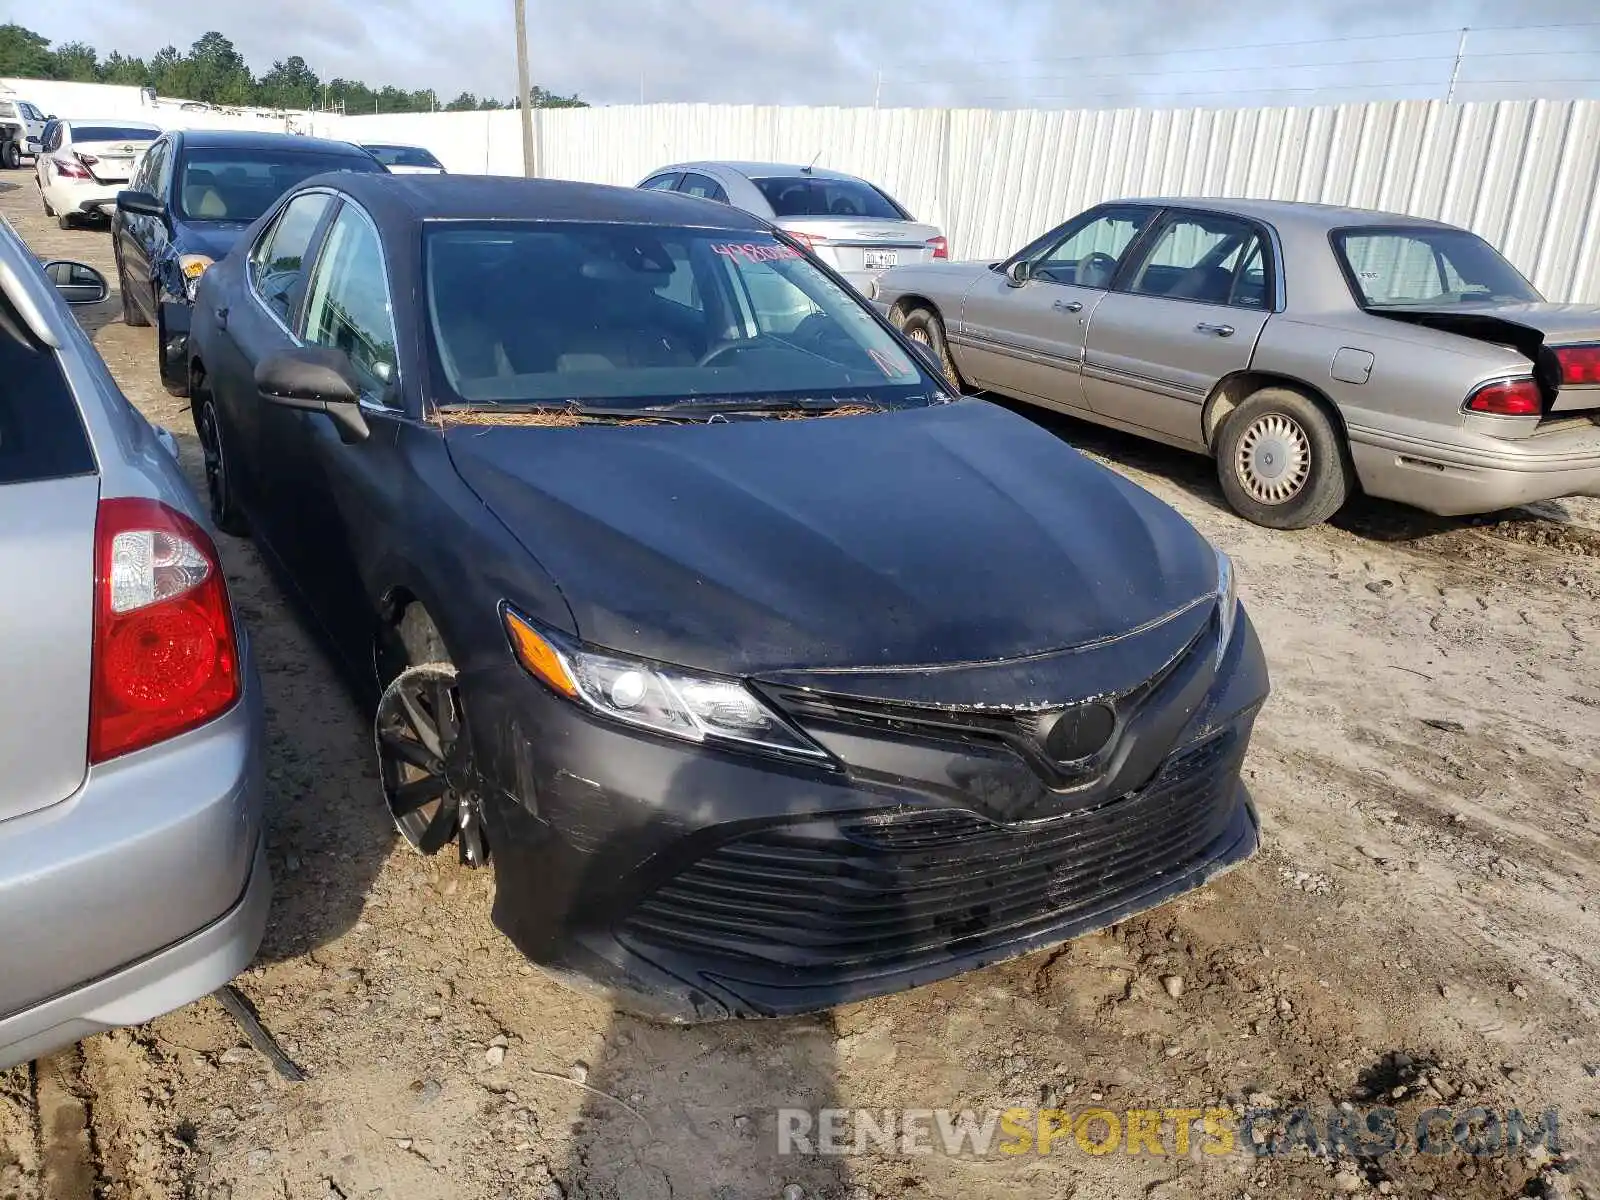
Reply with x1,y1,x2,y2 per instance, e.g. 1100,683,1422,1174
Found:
1196,322,1235,337
215,306,229,331
1053,299,1084,313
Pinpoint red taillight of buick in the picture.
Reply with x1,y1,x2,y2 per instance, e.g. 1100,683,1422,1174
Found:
90,498,241,763
927,235,949,260
52,156,92,181
1554,344,1600,386
1464,377,1542,417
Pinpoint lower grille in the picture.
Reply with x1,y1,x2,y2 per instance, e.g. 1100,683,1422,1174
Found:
620,730,1245,978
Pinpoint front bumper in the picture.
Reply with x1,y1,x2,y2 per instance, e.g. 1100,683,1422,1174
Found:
472,608,1269,1022
0,653,268,1069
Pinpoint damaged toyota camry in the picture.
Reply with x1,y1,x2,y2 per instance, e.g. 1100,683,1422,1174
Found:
185,173,1270,1021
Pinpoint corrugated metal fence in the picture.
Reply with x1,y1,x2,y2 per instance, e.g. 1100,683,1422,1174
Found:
308,98,1600,302
10,79,1600,302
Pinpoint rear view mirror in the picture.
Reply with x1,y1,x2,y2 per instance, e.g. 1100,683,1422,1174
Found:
1004,260,1032,288
255,347,370,444
116,190,166,219
43,260,109,306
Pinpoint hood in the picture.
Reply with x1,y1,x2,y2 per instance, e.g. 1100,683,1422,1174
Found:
445,399,1217,677
174,220,255,261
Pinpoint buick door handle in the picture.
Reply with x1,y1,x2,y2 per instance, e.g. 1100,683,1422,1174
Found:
1053,299,1083,313
1196,322,1234,337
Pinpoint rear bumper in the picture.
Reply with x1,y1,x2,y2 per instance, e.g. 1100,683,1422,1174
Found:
0,651,268,1068
1349,420,1600,515
54,180,127,216
0,838,269,1071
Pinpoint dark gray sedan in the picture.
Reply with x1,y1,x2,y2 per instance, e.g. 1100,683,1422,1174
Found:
874,198,1600,528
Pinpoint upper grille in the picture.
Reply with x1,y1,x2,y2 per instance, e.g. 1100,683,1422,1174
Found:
619,729,1245,979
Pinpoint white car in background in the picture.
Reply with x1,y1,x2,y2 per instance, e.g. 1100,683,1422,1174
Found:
636,160,947,295
0,96,48,169
36,119,163,229
360,143,446,174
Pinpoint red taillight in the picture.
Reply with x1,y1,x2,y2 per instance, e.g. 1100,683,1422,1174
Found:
1464,377,1542,416
927,235,949,260
1554,344,1600,386
90,498,240,762
52,156,92,180
76,152,99,166
789,231,828,251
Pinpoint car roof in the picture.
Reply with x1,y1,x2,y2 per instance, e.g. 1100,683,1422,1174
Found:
662,161,871,184
174,129,370,156
312,172,773,230
1122,196,1453,232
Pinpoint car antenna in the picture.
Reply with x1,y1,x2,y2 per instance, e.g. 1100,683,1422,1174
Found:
802,150,821,174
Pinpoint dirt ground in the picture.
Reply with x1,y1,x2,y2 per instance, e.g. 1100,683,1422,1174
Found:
1,172,1597,1200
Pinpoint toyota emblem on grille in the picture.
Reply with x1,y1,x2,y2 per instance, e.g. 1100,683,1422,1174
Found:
1041,702,1117,763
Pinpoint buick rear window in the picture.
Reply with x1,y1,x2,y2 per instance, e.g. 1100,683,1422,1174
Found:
1334,227,1540,308
752,177,907,220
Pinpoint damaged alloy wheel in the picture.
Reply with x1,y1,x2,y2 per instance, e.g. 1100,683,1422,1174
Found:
374,662,488,867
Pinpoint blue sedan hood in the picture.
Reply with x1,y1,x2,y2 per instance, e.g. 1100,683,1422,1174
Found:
444,399,1217,676
173,219,254,261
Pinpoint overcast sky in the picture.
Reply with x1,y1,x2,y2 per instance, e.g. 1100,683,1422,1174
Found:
17,0,1600,109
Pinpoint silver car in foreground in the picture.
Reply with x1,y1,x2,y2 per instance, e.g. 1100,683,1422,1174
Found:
637,160,945,294
0,215,267,1071
873,198,1600,528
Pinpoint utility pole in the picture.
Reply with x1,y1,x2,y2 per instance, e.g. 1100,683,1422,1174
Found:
1445,26,1469,104
514,0,535,176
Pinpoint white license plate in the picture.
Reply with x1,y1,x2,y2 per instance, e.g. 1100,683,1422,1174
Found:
863,249,898,271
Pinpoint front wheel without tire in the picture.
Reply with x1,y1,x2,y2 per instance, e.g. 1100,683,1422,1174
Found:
900,306,963,390
375,656,489,868
1216,387,1352,529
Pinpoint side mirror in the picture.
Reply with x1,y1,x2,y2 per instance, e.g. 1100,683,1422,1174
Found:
116,189,166,219
1004,259,1032,288
43,260,109,305
255,347,371,444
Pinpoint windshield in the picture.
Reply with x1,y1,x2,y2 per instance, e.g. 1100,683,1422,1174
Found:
176,147,383,222
1334,227,1541,308
425,222,937,412
752,176,907,220
365,145,442,168
70,125,159,143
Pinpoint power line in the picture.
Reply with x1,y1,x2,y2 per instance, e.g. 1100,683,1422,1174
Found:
951,78,1600,105
892,20,1600,73
891,46,1600,88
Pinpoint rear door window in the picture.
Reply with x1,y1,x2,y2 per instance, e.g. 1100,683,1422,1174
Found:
0,292,95,486
678,173,729,203
751,176,907,219
639,172,682,191
248,191,334,327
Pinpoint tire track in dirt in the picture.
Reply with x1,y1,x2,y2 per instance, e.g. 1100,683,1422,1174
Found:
34,1050,99,1200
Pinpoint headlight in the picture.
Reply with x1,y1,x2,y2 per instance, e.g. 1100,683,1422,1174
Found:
502,607,831,763
1213,545,1238,666
179,254,213,301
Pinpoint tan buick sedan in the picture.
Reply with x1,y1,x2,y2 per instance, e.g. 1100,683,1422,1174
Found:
873,199,1600,528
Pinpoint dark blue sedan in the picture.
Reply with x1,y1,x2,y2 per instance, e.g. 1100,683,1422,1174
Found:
112,129,386,396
